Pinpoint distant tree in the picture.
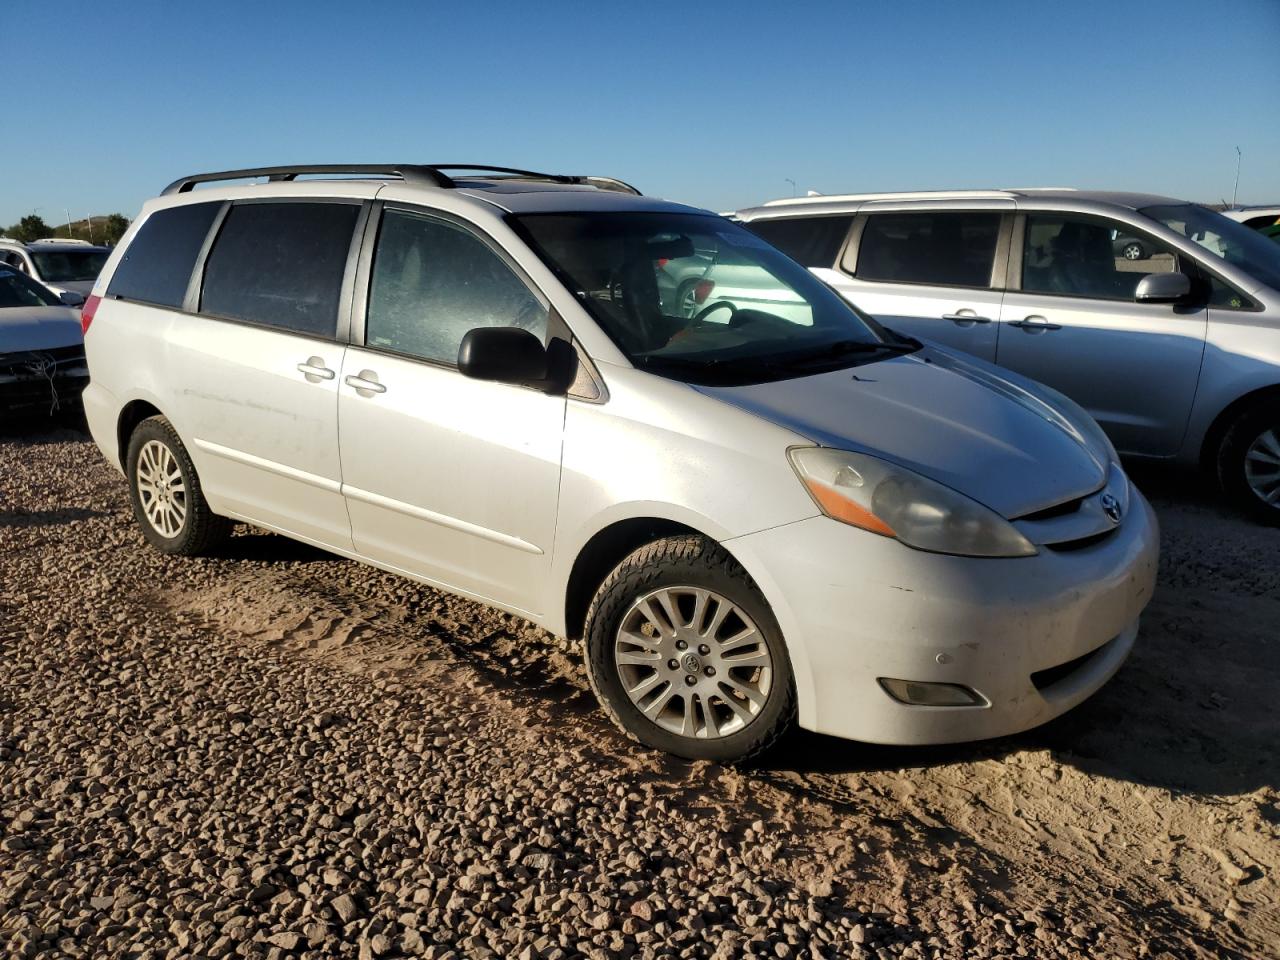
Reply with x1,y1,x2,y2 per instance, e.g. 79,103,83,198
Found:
13,214,54,242
101,213,130,246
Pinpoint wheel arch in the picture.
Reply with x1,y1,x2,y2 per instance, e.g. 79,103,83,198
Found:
560,512,818,732
563,517,709,642
1198,383,1280,472
117,398,165,470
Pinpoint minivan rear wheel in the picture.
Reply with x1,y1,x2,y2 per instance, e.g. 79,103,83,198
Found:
1217,399,1280,525
126,416,234,554
583,535,795,763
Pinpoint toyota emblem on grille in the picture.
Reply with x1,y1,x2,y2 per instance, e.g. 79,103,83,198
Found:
1100,493,1123,524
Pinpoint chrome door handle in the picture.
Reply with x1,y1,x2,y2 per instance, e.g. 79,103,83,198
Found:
1008,315,1062,332
344,370,386,396
941,311,992,326
297,357,335,382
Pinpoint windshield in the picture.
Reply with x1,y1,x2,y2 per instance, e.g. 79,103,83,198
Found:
513,212,911,385
0,267,61,308
1140,204,1280,291
30,249,109,283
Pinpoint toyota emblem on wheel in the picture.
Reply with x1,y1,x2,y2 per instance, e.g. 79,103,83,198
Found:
1101,493,1123,524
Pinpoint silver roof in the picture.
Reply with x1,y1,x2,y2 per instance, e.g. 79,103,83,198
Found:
459,180,713,216
0,238,110,252
738,187,1191,220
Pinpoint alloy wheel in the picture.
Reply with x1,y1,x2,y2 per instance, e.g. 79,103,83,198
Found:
136,439,188,537
614,586,773,740
1244,427,1280,509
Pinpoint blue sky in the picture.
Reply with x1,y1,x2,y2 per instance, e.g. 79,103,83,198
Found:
3,0,1277,227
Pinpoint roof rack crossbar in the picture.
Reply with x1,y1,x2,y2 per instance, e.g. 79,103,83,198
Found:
161,164,643,197
426,166,642,194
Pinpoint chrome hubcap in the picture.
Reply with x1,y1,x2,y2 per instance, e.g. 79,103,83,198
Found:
1245,428,1280,508
136,439,187,537
614,586,773,740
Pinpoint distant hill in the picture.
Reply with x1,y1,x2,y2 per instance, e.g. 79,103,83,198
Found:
3,213,130,246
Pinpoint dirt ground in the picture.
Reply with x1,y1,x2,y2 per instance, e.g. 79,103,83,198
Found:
1,422,1276,959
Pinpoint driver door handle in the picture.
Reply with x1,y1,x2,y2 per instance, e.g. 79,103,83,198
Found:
297,357,336,382
942,310,992,326
344,370,387,396
1008,315,1062,332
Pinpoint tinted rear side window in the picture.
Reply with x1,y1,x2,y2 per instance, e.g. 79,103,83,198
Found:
201,202,360,336
107,202,221,308
856,212,1001,287
745,216,852,267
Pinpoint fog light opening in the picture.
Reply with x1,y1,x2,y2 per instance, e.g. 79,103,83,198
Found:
878,678,986,707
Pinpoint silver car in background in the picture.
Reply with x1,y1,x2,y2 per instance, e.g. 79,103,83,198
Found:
736,190,1280,523
0,238,110,301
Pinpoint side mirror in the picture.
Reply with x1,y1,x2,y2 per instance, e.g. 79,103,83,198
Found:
59,291,86,307
1135,272,1191,304
458,327,548,386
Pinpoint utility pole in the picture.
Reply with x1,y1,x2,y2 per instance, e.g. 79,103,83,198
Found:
785,178,797,197
86,214,96,244
1232,146,1242,207
65,208,74,239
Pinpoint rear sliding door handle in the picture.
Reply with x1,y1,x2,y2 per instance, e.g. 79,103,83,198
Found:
297,357,336,382
941,310,992,326
1008,315,1062,332
344,370,387,396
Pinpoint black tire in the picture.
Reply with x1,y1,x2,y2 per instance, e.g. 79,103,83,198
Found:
1216,398,1280,525
583,535,796,764
1122,242,1144,260
126,415,234,554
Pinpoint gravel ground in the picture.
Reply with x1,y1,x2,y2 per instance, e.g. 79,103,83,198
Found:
1,423,1276,960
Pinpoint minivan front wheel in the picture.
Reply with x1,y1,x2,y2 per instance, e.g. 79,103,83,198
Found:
583,535,795,763
127,416,233,554
1218,399,1280,524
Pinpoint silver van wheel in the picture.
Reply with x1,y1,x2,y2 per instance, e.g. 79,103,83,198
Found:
136,439,188,537
1244,428,1280,507
614,585,773,740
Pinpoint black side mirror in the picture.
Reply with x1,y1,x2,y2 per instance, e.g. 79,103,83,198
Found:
1135,272,1191,304
458,327,549,386
59,291,85,307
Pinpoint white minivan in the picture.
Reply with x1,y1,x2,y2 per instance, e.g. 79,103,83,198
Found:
82,165,1158,762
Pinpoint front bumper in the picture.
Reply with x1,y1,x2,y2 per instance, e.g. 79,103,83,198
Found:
729,483,1159,745
0,347,89,413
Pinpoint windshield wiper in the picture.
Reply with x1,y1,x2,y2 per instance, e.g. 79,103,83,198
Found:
781,338,918,365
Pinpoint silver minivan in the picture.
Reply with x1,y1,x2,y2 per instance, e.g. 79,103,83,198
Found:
735,190,1280,523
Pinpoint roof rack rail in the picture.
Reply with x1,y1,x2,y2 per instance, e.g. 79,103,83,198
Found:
162,164,454,195
161,164,642,196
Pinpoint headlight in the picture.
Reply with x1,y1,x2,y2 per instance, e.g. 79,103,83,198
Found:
788,447,1038,558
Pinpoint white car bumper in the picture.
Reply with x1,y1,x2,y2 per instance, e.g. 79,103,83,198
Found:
729,484,1159,745
82,380,123,473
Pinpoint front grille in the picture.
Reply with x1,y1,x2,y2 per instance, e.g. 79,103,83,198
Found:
0,346,88,411
1030,637,1113,691
0,345,87,372
1044,528,1118,552
1016,496,1085,522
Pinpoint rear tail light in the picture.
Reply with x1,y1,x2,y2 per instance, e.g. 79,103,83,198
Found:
81,294,101,335
693,279,715,304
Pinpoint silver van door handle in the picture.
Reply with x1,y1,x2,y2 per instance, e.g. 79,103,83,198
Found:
941,310,992,326
297,357,336,382
1008,315,1062,332
344,370,387,396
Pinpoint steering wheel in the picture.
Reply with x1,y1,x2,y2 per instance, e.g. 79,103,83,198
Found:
691,300,736,325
